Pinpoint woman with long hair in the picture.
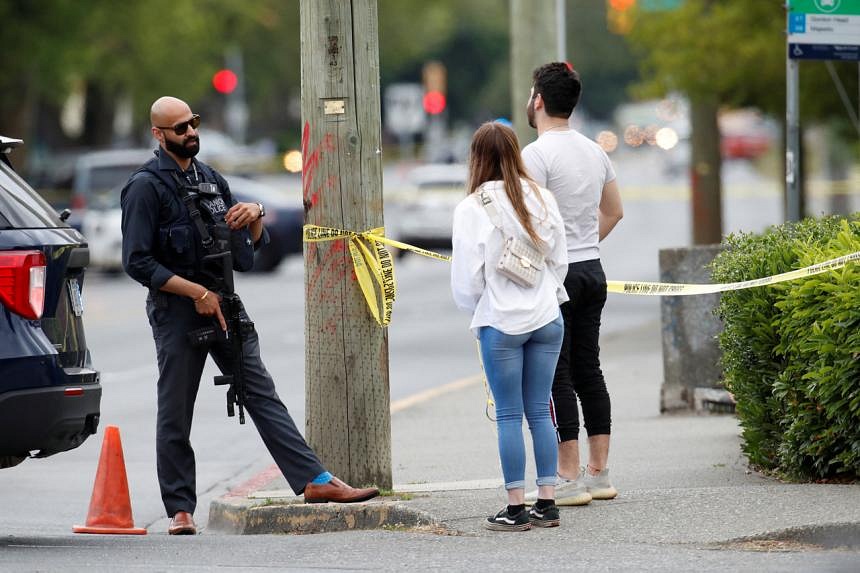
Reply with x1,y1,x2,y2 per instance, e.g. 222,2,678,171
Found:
451,122,569,531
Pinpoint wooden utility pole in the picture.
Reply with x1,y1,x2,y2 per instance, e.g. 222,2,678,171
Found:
300,0,391,489
510,0,558,146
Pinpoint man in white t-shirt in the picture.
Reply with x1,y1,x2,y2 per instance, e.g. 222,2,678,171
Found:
522,62,624,506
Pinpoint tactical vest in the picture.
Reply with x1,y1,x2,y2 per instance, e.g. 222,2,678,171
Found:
131,158,255,287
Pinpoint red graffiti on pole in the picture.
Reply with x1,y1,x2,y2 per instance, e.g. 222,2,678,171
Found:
302,122,336,212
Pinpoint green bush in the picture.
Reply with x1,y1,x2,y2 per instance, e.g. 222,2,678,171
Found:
712,216,860,480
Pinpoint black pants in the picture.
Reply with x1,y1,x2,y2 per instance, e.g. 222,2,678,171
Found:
552,259,611,442
146,291,325,516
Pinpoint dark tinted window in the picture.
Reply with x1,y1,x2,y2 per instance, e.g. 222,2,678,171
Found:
87,164,139,209
0,162,64,229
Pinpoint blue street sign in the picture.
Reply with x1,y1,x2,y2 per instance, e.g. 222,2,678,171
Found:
788,43,860,60
789,13,807,33
787,0,860,60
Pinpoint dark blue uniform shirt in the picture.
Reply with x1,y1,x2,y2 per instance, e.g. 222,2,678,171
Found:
121,149,266,290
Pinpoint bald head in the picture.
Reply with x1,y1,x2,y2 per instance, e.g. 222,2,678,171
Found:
150,96,191,128
150,96,200,165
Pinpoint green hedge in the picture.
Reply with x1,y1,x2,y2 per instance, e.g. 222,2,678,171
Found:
711,216,860,480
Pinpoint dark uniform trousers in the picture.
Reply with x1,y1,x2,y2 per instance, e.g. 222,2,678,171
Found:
146,290,325,516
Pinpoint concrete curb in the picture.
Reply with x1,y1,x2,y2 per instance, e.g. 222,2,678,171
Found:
208,495,445,535
718,522,860,552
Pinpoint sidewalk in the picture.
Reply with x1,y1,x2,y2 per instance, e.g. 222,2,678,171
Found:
208,319,860,568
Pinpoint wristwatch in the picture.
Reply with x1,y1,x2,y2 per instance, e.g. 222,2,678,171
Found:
256,202,266,219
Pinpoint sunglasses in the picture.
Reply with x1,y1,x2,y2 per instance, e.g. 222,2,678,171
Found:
156,114,201,136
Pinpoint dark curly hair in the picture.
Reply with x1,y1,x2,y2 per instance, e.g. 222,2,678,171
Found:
532,62,581,119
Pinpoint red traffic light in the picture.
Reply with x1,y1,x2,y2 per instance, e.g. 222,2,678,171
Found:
212,69,238,94
423,91,446,115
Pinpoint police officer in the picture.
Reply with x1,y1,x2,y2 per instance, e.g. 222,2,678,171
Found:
121,96,378,535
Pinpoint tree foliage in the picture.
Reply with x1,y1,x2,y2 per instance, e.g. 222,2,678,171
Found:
0,0,266,145
567,0,640,121
627,0,859,128
1,0,642,152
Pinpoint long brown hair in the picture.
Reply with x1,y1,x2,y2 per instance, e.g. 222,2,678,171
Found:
467,122,546,247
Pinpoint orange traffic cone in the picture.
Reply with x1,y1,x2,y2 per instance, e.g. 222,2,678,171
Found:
73,425,147,535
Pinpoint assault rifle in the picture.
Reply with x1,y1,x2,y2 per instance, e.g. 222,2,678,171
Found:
180,180,252,425
213,289,250,425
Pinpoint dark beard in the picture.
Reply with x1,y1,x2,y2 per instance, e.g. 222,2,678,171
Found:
165,136,200,159
526,99,536,129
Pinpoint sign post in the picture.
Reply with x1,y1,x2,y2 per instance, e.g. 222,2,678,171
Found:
384,83,425,159
785,0,860,221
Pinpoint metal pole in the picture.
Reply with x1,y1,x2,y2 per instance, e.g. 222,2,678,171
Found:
786,56,801,222
556,0,566,62
825,61,860,137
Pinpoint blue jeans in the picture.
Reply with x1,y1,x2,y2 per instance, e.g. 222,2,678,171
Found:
479,315,564,490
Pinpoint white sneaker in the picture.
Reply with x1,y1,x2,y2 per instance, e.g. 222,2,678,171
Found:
524,474,592,507
582,467,618,500
555,474,593,506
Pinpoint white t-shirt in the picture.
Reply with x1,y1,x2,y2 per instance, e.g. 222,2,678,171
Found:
450,179,569,336
522,129,616,263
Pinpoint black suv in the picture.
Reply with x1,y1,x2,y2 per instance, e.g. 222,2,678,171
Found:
0,136,100,469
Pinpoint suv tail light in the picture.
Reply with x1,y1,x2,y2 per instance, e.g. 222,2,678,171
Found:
0,250,47,319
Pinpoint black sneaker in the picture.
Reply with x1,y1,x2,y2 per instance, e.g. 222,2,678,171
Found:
484,507,531,531
528,504,560,527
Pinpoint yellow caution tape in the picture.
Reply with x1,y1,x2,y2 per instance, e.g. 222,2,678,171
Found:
305,222,860,322
607,251,860,296
303,224,451,326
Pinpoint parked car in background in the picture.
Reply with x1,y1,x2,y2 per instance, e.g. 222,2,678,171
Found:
385,163,467,254
68,149,302,273
69,149,152,271
225,175,303,271
0,136,101,469
719,109,775,160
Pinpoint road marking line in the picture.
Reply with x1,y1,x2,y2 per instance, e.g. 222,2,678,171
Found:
390,375,482,414
225,464,283,498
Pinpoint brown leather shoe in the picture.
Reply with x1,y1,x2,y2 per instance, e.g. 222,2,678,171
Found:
167,511,197,535
303,476,379,504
